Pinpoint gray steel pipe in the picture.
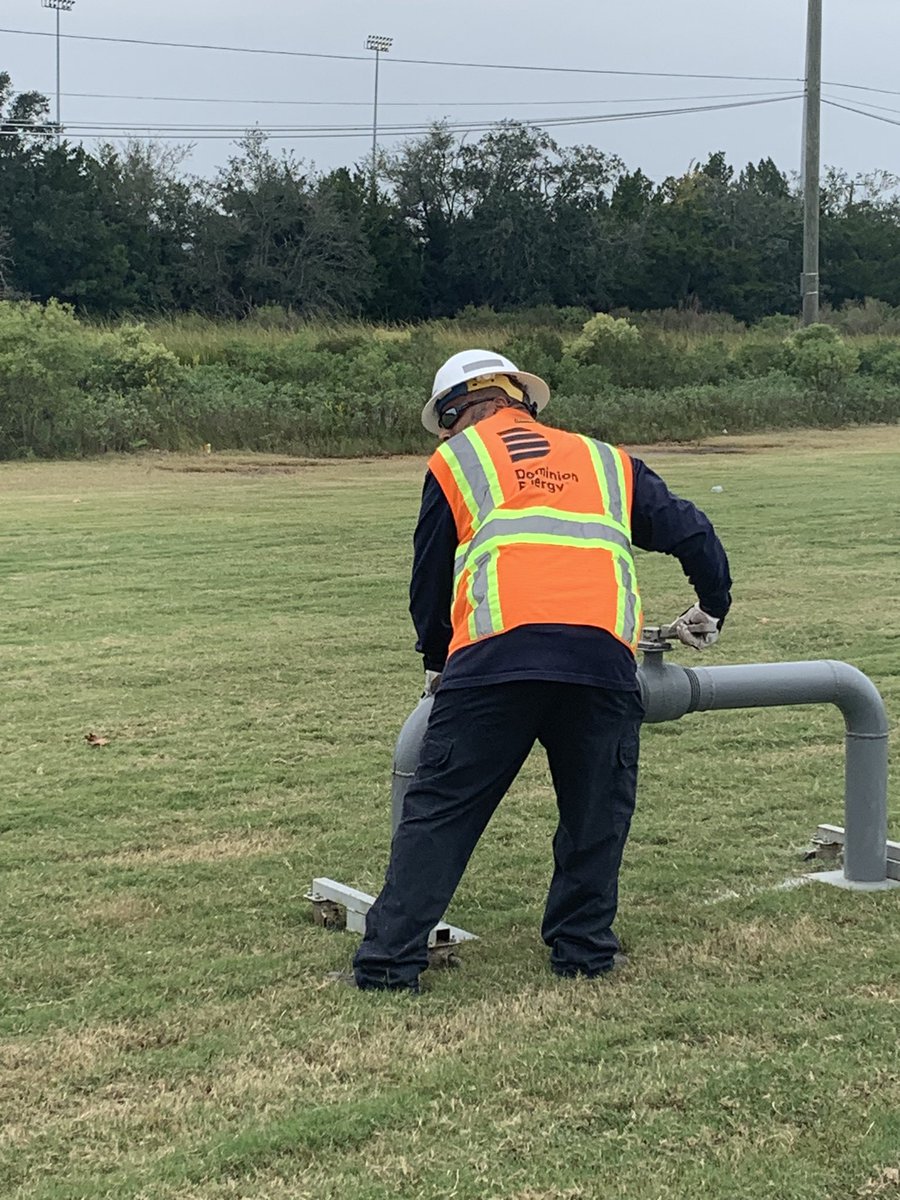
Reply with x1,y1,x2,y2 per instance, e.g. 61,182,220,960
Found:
390,654,891,884
391,695,433,833
639,653,890,883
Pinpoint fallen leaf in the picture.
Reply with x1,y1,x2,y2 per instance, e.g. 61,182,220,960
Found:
85,732,110,747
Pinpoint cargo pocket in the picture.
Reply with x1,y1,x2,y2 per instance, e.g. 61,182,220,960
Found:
419,735,452,774
616,734,640,769
613,732,640,825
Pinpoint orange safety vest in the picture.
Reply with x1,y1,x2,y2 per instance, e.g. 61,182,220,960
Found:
429,409,643,660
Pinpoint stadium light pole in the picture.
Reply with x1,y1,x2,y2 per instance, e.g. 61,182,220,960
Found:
801,0,822,325
41,0,76,147
365,34,393,199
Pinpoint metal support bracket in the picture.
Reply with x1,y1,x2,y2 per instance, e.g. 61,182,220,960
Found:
807,824,900,890
306,877,478,949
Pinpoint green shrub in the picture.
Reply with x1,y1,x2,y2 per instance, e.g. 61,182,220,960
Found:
611,307,745,335
504,331,565,392
0,299,91,457
857,340,900,383
1,302,896,460
753,314,798,335
683,338,735,386
733,335,789,378
822,297,900,336
86,324,184,394
314,329,371,356
784,324,859,394
567,313,642,366
565,316,695,390
245,303,301,331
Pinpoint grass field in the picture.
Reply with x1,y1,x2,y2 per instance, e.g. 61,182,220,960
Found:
2,427,899,1200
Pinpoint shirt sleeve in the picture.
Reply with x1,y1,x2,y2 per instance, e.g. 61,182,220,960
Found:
409,469,457,671
629,455,733,621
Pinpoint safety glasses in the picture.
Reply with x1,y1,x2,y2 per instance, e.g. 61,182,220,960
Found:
437,398,485,431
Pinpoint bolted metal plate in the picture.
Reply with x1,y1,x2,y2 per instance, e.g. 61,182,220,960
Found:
307,877,478,946
812,825,900,882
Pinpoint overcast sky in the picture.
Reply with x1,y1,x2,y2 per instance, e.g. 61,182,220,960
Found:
3,0,898,183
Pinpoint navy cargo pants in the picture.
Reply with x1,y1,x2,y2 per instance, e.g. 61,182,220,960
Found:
353,681,643,990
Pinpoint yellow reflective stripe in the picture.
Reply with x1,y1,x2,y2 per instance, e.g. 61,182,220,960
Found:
466,427,505,517
613,553,627,641
466,567,479,642
621,556,642,644
436,442,479,526
457,549,504,639
469,531,635,557
580,437,628,530
436,428,505,529
486,549,503,632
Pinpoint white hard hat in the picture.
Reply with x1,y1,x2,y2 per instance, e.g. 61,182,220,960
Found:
422,349,551,436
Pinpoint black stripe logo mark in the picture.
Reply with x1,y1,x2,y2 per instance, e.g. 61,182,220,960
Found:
499,426,551,463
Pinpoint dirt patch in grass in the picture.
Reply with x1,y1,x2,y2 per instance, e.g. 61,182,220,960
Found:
156,458,326,476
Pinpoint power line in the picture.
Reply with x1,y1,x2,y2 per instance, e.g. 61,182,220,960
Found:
822,97,900,129
823,93,900,119
822,80,900,100
50,87,796,109
0,25,804,83
9,23,900,101
0,94,803,141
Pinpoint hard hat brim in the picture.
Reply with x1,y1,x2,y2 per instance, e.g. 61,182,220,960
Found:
421,371,551,436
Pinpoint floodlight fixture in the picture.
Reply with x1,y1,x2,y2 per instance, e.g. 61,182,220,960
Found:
365,34,393,53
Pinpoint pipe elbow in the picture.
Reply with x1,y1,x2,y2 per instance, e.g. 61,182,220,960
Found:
638,657,696,724
825,660,890,738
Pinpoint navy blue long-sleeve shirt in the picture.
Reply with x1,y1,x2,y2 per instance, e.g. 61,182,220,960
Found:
410,454,732,692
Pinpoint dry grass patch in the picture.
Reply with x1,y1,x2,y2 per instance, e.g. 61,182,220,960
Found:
103,831,296,869
74,894,162,928
659,913,829,972
857,1166,900,1197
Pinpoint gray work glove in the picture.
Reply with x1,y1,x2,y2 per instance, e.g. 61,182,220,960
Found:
672,604,720,651
423,670,442,697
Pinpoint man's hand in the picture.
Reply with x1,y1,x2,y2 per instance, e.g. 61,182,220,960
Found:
672,604,720,651
423,670,442,697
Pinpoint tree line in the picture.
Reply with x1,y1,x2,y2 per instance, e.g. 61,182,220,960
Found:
2,70,900,323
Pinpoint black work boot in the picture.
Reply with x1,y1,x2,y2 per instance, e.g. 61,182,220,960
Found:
552,951,629,979
326,969,421,994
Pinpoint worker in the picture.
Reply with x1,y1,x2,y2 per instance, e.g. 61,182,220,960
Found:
350,350,732,992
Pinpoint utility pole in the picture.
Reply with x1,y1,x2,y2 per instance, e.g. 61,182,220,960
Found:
41,0,76,147
801,0,822,325
365,35,393,201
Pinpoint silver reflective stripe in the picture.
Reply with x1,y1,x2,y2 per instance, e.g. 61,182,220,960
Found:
590,440,624,525
465,512,633,560
451,434,497,525
469,554,497,638
618,554,639,645
463,357,506,373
